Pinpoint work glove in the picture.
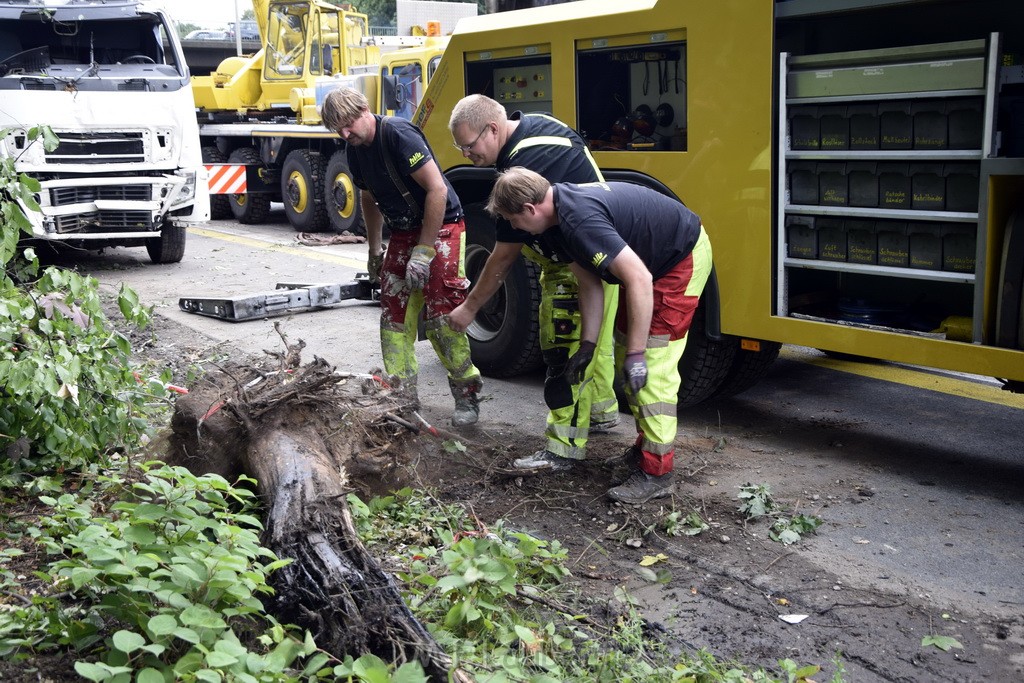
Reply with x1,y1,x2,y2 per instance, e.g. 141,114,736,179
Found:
623,351,648,393
368,248,385,285
563,340,596,385
405,244,436,290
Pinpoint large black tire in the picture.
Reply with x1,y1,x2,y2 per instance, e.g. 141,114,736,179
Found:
710,340,781,399
146,222,186,264
325,151,364,234
282,149,329,232
463,203,544,377
227,147,271,224
201,145,231,220
676,302,739,407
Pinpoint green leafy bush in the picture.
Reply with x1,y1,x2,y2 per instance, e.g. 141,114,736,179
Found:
1,125,165,482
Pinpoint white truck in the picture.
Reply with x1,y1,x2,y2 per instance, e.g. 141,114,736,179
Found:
0,0,208,264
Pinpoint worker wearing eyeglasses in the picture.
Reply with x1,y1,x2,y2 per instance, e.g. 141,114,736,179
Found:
446,94,620,473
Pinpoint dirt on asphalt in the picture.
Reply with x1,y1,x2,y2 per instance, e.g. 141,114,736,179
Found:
103,306,1024,681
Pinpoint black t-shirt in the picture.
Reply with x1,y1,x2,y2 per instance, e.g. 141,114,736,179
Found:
549,182,702,285
494,112,602,262
347,115,462,225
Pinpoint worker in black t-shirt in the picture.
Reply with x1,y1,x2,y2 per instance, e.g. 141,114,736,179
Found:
447,94,619,472
486,167,713,504
321,88,482,427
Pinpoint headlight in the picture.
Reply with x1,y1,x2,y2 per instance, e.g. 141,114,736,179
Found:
173,171,197,204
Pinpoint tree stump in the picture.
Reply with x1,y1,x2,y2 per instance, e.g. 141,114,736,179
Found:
162,333,466,680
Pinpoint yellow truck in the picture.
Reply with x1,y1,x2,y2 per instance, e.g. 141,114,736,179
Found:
191,0,445,233
411,0,1024,400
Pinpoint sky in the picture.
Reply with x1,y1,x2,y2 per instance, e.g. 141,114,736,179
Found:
155,0,248,28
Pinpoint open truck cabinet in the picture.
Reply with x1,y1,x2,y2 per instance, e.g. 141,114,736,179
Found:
776,38,993,340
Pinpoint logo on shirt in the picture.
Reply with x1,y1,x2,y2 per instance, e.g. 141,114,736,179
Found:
591,252,607,268
408,151,425,167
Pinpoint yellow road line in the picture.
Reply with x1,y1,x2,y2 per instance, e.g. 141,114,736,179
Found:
781,346,1024,410
189,226,366,269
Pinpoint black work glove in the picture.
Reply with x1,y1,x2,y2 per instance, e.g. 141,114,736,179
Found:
623,351,648,392
563,340,596,385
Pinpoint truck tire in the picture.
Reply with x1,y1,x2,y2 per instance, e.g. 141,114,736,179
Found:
463,203,544,377
325,151,363,234
676,303,738,407
710,340,781,399
282,149,328,232
227,147,271,224
146,222,186,264
201,145,231,220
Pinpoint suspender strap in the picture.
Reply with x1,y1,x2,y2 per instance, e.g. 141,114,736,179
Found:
379,116,421,220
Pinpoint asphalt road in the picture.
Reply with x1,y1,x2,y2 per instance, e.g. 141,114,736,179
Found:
70,214,1024,627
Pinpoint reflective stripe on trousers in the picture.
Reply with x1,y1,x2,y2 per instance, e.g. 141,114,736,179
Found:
617,226,713,475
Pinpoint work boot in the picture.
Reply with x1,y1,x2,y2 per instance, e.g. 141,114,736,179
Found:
615,444,641,468
607,467,674,504
589,414,620,434
512,449,574,472
449,377,482,427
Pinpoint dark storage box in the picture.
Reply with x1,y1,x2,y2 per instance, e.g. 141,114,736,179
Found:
910,162,946,210
819,105,849,150
818,162,848,206
912,100,948,149
788,161,818,205
846,219,877,264
847,161,878,207
877,221,909,266
817,217,847,261
789,106,820,150
879,101,912,149
786,215,818,259
942,224,977,272
848,103,879,150
945,163,980,212
878,162,911,209
909,222,943,269
947,98,983,149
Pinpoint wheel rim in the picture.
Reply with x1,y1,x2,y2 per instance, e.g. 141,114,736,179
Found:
287,170,309,214
331,173,356,220
465,243,507,343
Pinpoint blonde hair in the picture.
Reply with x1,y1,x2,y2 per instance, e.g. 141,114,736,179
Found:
321,88,369,132
486,167,551,218
449,94,505,133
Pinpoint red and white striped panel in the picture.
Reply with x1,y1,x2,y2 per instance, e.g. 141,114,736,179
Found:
205,164,247,195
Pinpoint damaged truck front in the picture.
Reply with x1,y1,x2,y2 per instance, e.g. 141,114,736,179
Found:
0,0,208,264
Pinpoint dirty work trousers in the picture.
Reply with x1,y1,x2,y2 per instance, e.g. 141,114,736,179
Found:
534,259,619,460
378,220,481,391
617,226,713,476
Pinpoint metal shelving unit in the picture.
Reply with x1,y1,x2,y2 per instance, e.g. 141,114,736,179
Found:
776,36,1001,338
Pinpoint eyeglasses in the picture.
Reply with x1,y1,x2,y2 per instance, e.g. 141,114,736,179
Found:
453,125,489,153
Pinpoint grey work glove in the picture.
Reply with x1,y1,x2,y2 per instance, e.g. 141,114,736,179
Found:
623,351,648,392
368,248,385,284
563,340,596,385
405,244,435,290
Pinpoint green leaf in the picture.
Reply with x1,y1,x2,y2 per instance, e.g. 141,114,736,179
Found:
137,669,165,683
73,662,107,682
112,629,146,654
147,614,177,637
921,635,963,651
179,604,226,630
205,651,238,667
70,567,102,589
